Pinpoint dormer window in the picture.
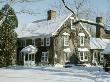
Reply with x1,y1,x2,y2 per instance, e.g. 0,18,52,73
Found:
63,32,70,46
46,37,50,46
78,33,85,46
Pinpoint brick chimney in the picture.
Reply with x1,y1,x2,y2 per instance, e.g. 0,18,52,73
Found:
96,17,105,38
47,10,56,20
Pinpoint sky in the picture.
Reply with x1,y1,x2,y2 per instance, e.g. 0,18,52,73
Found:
0,0,110,32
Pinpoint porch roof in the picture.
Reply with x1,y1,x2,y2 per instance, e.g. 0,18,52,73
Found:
103,43,110,54
90,37,110,49
21,45,37,54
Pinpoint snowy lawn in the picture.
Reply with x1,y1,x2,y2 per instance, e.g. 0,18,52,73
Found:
0,65,110,82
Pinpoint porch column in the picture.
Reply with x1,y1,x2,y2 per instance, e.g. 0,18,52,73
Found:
19,52,21,61
34,54,35,61
28,54,29,61
21,52,22,61
31,54,32,61
25,40,26,47
23,55,25,65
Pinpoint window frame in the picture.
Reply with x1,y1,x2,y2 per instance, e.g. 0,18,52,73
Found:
78,33,85,46
79,52,88,61
41,38,44,46
41,52,49,62
22,39,26,47
100,52,104,62
46,37,50,46
70,17,75,30
80,36,84,46
32,39,36,46
65,52,70,62
64,35,69,46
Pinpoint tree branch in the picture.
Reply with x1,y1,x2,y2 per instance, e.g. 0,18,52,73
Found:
62,0,75,16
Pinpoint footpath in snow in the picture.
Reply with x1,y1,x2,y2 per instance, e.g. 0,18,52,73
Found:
0,65,110,82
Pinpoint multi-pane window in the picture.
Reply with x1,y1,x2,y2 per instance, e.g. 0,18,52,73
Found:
63,32,70,46
64,35,69,46
22,40,26,47
80,52,84,61
32,39,35,46
26,39,32,46
65,52,69,62
84,52,88,61
41,52,49,62
78,33,85,46
80,36,84,46
100,54,103,62
79,52,88,61
46,38,50,46
41,38,44,46
70,17,75,30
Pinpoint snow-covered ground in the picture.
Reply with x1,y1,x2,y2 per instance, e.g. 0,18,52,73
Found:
0,65,110,82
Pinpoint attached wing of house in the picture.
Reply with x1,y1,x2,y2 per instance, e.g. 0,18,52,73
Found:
90,38,110,49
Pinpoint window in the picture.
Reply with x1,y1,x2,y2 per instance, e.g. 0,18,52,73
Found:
32,39,35,46
70,17,75,30
63,32,70,46
79,52,84,61
84,52,88,61
78,33,85,46
46,38,50,46
22,40,26,47
41,38,44,46
80,36,84,46
64,35,69,46
32,54,35,61
100,53,103,62
26,39,32,46
79,52,88,61
41,52,49,62
65,52,70,62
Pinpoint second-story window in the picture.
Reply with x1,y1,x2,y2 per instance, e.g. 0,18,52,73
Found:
64,35,69,46
63,32,70,46
41,38,44,46
46,37,50,46
32,39,35,46
70,17,75,30
22,40,26,47
78,33,85,46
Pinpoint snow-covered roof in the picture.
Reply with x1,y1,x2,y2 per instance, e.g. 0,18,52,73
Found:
78,48,89,51
90,37,110,49
21,45,37,54
63,48,71,52
75,18,91,37
103,43,110,54
13,0,91,38
62,32,70,36
17,13,72,38
78,33,85,36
